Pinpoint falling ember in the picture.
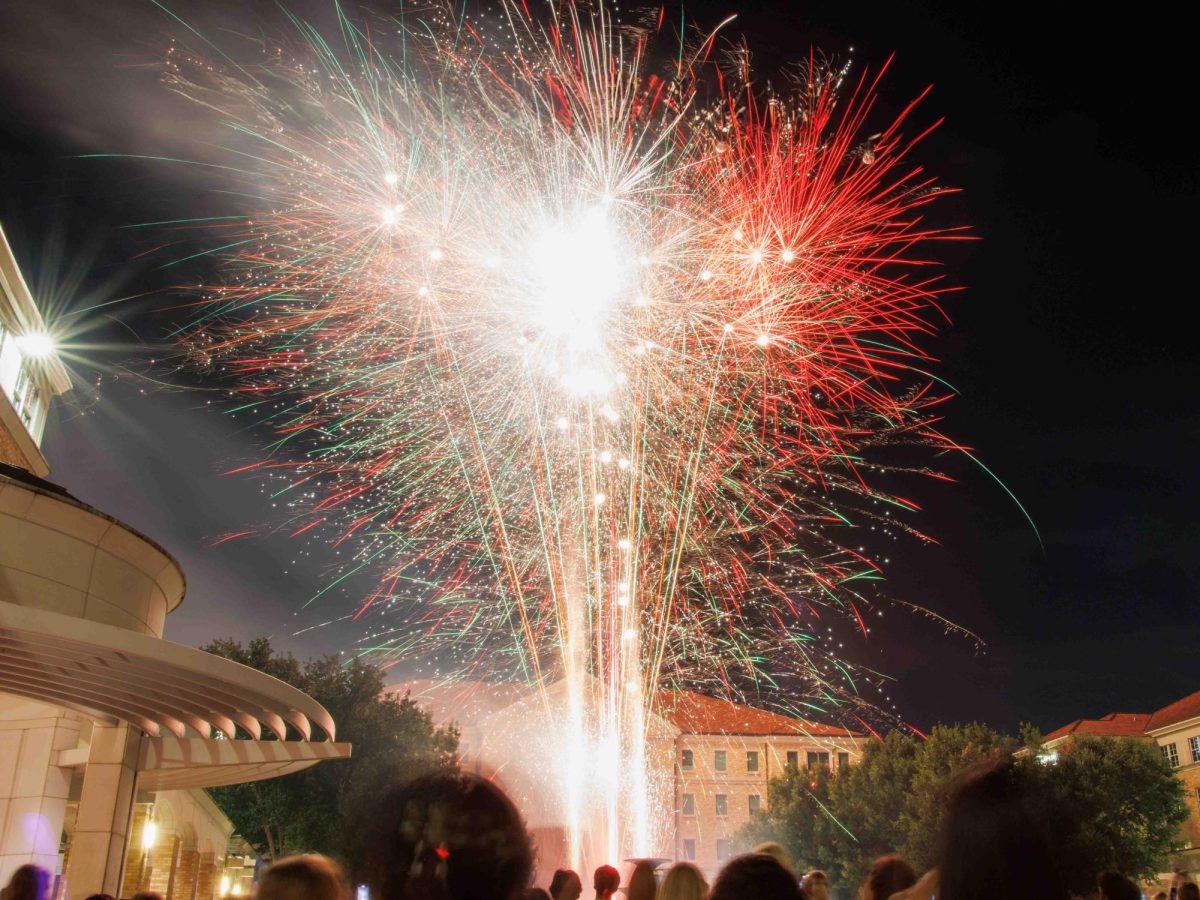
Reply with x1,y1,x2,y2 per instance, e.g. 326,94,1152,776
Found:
173,0,972,869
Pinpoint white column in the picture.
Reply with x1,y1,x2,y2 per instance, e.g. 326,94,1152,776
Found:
64,724,143,900
0,699,81,885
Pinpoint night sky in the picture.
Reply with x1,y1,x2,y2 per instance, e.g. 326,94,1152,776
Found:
0,0,1194,735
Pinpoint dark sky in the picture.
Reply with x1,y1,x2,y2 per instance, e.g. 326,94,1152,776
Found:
0,0,1194,735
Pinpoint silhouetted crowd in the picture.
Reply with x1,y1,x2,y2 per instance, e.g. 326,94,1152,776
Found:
3,757,1192,900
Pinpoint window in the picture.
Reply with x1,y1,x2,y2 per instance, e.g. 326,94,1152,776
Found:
838,752,851,770
748,794,761,815
681,749,694,770
12,364,37,429
716,839,731,862
714,750,727,772
746,750,759,772
682,794,695,816
786,751,799,769
807,751,830,769
1162,743,1180,768
683,840,696,861
1194,786,1200,806
715,794,728,816
1190,736,1200,764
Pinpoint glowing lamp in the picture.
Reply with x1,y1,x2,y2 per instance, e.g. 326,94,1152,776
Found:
219,876,231,896
141,821,158,851
15,332,55,359
232,883,242,897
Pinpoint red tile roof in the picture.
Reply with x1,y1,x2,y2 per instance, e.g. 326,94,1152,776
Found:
1043,712,1151,742
654,691,862,738
389,680,862,738
1147,691,1200,732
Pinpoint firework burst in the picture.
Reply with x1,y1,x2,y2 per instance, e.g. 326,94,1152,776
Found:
170,0,968,863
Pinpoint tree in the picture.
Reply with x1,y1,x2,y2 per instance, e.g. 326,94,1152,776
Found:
738,724,1016,884
1019,733,1188,893
898,723,1017,870
203,637,458,878
738,758,842,873
737,724,1188,892
826,731,923,882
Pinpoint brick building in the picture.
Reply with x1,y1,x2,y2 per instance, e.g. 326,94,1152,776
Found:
389,679,866,880
1043,689,1200,884
657,691,865,872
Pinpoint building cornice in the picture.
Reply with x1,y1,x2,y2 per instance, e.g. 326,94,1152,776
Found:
1148,715,1200,738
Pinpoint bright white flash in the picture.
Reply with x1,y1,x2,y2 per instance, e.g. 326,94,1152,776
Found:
15,332,56,359
530,206,624,355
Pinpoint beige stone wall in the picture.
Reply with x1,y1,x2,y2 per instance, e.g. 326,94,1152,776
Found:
0,699,82,885
1152,721,1200,872
0,480,184,637
66,724,143,900
1176,764,1200,853
672,733,864,874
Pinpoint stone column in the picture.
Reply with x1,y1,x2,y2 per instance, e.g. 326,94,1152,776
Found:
0,703,81,886
63,724,142,900
194,852,217,900
148,834,179,897
172,848,199,900
119,805,151,896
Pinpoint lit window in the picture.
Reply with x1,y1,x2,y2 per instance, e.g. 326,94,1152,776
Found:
786,751,799,769
715,794,728,816
683,840,696,861
1163,743,1180,768
682,794,695,816
716,839,731,861
748,794,761,815
807,751,830,769
1190,736,1200,764
746,751,759,773
714,750,727,772
838,752,850,770
681,749,694,769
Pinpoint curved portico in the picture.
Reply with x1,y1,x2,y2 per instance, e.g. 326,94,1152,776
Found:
0,467,350,899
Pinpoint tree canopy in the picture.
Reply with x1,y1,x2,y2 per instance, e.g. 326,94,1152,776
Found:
203,637,458,878
738,723,1187,891
1022,731,1189,893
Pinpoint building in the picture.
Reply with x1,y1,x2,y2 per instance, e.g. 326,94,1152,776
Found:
387,679,866,880
0,224,69,475
659,691,864,872
1043,689,1200,883
0,221,352,899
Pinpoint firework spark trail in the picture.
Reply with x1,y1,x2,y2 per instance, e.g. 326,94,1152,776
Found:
169,0,971,865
